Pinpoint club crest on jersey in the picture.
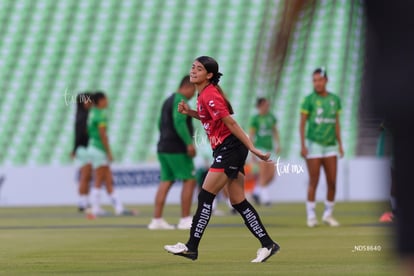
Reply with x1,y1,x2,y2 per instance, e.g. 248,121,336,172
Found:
317,108,323,115
208,100,215,107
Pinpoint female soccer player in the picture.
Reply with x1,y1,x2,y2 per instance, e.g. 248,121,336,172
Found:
72,92,93,212
249,97,281,206
164,56,280,262
87,92,133,217
299,68,344,227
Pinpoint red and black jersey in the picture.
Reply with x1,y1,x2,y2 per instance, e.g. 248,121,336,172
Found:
196,84,232,149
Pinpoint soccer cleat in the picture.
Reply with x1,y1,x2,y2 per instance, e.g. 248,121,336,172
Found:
307,217,319,227
177,216,193,230
322,216,340,227
251,243,280,263
379,211,393,223
164,242,198,261
148,218,175,230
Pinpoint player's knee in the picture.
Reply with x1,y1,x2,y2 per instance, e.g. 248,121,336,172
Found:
327,182,336,190
308,184,317,192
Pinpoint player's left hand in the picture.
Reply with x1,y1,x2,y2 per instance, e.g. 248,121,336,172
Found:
187,144,196,158
251,148,271,162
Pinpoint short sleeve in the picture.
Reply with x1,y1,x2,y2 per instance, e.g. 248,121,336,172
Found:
300,96,311,114
272,114,277,125
203,94,230,121
97,111,107,127
336,96,342,114
249,115,258,130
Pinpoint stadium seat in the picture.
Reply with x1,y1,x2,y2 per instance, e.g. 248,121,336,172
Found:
0,0,363,165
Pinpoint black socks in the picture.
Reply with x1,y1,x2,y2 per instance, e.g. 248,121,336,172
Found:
186,192,273,251
186,189,216,251
232,199,274,248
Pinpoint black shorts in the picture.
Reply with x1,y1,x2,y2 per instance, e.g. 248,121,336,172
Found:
210,135,248,179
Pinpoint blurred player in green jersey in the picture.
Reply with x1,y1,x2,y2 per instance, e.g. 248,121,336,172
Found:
71,92,93,212
87,92,134,217
249,98,281,206
300,68,344,227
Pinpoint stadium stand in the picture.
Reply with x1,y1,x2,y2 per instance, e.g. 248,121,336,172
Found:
0,0,364,165
258,0,365,158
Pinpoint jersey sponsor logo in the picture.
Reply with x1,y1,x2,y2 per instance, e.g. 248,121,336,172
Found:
315,117,336,124
194,203,211,238
242,208,266,238
208,100,215,107
258,128,272,136
215,155,222,163
315,107,336,124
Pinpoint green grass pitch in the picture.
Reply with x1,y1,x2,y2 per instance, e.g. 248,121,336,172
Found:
0,202,396,275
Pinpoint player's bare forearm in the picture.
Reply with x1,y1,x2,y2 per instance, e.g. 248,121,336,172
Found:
187,109,200,120
335,114,342,146
222,116,254,151
299,113,307,148
249,129,255,141
335,123,342,146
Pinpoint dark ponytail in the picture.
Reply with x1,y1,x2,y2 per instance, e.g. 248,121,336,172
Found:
76,92,92,112
195,56,234,114
215,84,234,115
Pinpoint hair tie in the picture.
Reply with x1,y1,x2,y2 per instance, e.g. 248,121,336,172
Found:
211,72,223,85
